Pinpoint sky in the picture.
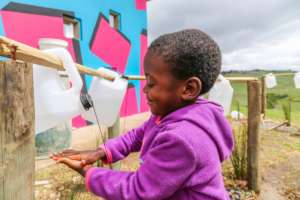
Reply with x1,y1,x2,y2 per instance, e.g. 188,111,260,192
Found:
147,0,300,71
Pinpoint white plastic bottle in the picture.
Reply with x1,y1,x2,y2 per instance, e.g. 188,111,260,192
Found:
33,38,85,133
82,67,128,127
208,74,234,116
294,72,300,89
265,73,277,88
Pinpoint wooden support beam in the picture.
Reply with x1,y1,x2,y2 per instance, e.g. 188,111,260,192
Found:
261,76,266,118
124,75,146,81
107,117,121,170
0,61,35,199
226,77,259,82
0,36,115,81
273,73,294,77
247,80,261,192
123,75,259,82
0,37,263,82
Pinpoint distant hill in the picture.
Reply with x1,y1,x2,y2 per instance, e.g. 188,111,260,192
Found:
222,69,296,75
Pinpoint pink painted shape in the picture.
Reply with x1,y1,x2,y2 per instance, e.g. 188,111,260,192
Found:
72,116,87,128
120,86,138,117
140,33,149,112
0,11,76,59
136,0,147,10
91,17,130,74
1,11,86,128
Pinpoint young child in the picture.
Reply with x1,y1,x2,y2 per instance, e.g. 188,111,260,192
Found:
53,29,234,200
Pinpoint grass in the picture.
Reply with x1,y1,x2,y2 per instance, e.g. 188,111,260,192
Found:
223,71,300,125
230,119,247,180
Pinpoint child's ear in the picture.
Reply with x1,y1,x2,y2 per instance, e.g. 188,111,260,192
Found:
181,77,202,101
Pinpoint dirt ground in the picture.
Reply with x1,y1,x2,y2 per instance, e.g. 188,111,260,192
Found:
259,120,300,200
35,113,300,200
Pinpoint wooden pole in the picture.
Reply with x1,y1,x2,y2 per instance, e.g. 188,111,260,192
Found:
107,117,121,170
247,80,261,192
261,76,266,118
273,72,294,77
123,75,259,82
0,61,35,200
0,36,115,81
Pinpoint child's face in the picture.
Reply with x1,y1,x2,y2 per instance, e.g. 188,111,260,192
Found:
143,53,186,117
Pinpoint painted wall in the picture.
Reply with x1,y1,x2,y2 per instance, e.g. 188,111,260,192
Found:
0,0,148,128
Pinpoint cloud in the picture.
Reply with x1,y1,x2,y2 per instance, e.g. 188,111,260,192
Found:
147,0,300,71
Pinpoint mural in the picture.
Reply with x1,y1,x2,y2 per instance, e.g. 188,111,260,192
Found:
0,0,149,128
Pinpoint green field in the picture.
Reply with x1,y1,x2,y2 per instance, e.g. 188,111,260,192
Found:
223,71,300,126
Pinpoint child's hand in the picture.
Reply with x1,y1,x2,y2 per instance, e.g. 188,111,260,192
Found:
51,148,105,166
55,156,92,176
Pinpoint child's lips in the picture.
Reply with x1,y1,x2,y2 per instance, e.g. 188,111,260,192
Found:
146,98,154,105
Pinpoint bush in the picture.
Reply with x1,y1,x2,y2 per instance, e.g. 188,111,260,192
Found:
231,121,248,180
230,101,247,180
266,93,288,109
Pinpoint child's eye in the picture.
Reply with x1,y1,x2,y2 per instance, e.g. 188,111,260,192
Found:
145,76,155,88
147,82,154,88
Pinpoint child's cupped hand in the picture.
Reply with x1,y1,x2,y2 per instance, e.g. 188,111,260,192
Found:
53,156,91,176
51,148,105,166
50,148,105,176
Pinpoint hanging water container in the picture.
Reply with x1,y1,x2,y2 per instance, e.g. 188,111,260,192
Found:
33,39,85,133
208,74,234,116
265,73,277,88
294,72,300,89
82,67,128,127
39,38,68,50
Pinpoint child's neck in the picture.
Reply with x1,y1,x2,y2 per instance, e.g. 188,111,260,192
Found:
159,98,197,119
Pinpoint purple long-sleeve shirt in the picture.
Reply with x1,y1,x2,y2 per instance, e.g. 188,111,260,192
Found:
85,98,234,200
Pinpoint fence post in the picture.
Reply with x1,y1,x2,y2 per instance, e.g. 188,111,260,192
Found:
0,61,35,199
108,117,120,169
261,76,266,118
247,80,261,192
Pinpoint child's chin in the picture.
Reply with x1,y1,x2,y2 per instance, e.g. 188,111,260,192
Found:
149,108,158,115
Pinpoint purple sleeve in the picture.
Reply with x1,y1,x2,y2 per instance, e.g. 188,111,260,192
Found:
100,119,148,163
86,133,196,200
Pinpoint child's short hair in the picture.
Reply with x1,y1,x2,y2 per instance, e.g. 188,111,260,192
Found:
147,29,221,95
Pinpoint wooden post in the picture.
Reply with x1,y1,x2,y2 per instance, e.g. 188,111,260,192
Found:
247,80,261,192
108,117,120,170
0,61,35,200
260,76,266,119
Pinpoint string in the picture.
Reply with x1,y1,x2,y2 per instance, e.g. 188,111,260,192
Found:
91,102,112,168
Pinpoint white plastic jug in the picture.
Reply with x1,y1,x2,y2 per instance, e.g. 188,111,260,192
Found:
33,39,85,133
265,73,277,88
208,75,234,116
230,110,245,120
294,72,300,89
39,38,68,50
82,67,128,127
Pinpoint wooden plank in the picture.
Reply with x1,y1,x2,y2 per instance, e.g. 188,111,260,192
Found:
124,75,146,81
0,61,4,200
261,76,266,118
273,73,294,77
124,75,259,82
0,61,35,200
0,36,115,81
247,80,261,192
226,77,259,82
107,117,121,170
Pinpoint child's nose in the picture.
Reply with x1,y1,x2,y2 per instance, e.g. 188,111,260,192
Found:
142,84,148,94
